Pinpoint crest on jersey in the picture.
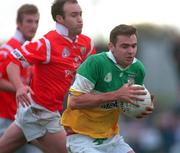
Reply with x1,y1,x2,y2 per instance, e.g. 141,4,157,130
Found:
73,57,81,68
74,56,80,62
80,46,86,55
104,72,112,82
119,72,124,78
127,73,136,84
64,70,73,77
62,47,70,58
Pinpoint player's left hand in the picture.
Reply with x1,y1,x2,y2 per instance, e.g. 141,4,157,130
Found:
136,94,155,119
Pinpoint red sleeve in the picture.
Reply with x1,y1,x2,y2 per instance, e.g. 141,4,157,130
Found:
9,38,48,68
0,56,12,78
8,53,22,68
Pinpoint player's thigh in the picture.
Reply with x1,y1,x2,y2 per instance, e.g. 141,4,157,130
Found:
0,122,27,152
30,140,48,153
0,118,12,136
37,130,67,153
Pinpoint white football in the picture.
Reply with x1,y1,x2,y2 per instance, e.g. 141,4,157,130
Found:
119,84,152,118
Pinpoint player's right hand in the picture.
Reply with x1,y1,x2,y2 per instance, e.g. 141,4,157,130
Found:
115,82,146,106
16,85,34,107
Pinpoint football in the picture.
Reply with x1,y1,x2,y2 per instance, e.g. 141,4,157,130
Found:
119,84,152,118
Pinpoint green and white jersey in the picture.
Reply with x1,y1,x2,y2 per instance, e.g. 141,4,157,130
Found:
62,51,145,138
72,51,145,94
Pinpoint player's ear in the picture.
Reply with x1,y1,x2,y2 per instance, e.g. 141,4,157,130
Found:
108,42,114,50
17,21,22,31
56,15,64,24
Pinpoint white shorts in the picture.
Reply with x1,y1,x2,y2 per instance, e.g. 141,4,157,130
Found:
15,94,64,142
67,134,133,153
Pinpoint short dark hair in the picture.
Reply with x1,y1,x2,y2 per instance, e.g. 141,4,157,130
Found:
16,4,39,23
51,0,78,21
110,24,137,45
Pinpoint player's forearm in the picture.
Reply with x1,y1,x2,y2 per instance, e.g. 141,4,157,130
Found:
6,62,24,90
69,91,117,110
0,79,16,92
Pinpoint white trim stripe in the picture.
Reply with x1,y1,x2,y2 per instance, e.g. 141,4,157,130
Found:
36,40,42,50
71,73,95,93
21,45,30,55
21,41,31,55
42,37,51,64
1,44,14,53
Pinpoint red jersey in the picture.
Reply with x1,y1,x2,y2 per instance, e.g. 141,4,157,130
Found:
0,30,30,120
9,24,96,112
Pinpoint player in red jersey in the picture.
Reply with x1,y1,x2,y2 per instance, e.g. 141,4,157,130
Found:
0,0,96,153
0,4,43,153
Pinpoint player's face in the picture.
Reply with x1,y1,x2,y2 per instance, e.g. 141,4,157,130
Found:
110,34,137,68
62,2,83,37
18,14,39,41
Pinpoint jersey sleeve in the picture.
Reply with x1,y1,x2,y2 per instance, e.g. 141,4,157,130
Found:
9,38,49,68
0,50,8,62
0,55,12,78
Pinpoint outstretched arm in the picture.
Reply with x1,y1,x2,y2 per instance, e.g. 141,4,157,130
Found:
7,62,23,90
0,79,16,92
7,62,34,107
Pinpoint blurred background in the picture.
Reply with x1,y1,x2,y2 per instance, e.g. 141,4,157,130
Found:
1,0,180,153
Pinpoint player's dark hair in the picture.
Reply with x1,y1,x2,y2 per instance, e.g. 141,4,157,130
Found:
16,4,39,23
110,24,137,45
51,0,78,21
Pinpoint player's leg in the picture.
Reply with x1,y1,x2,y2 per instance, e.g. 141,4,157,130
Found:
0,118,12,137
0,118,43,153
30,140,48,153
37,130,67,153
0,122,27,153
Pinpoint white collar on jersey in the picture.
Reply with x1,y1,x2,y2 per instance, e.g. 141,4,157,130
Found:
106,51,137,70
55,22,78,42
13,29,26,44
56,22,69,37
